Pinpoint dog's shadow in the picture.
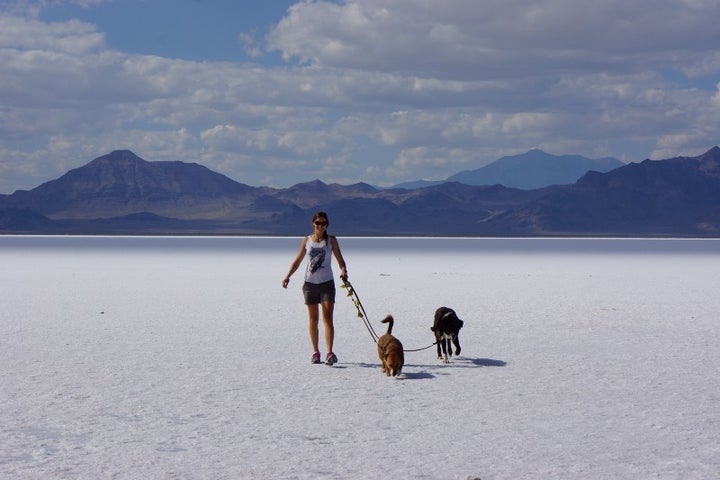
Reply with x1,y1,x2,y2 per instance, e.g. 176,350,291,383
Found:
460,356,507,368
405,356,507,370
400,370,436,380
344,362,438,380
346,356,506,380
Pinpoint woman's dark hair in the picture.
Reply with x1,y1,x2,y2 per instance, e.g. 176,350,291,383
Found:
312,211,330,242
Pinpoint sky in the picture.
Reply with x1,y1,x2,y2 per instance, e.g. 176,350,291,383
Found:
1,0,720,194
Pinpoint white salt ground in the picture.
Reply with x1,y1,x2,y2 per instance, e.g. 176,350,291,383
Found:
1,236,719,480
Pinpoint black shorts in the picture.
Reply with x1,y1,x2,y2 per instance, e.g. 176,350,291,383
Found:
302,280,336,305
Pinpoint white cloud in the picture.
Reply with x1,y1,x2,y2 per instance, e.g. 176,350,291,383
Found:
0,14,104,52
1,1,720,192
267,0,720,80
239,32,263,59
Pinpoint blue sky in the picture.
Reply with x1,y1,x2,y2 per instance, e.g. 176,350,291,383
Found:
40,0,298,63
1,0,720,193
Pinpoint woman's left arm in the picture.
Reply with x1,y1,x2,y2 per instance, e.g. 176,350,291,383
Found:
331,236,348,282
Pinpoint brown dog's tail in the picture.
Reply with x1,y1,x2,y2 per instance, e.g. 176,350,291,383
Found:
381,314,394,334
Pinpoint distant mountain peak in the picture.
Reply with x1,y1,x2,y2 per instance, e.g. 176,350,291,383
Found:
523,148,550,156
446,149,624,189
91,149,145,162
695,146,720,176
1,150,255,218
109,149,139,157
301,179,328,187
697,145,720,161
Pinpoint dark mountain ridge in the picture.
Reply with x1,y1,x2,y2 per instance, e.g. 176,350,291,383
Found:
491,146,720,235
5,150,262,220
2,147,720,236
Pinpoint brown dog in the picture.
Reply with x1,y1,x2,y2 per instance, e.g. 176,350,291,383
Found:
377,315,404,377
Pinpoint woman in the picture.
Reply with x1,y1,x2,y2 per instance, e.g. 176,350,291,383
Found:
282,211,348,365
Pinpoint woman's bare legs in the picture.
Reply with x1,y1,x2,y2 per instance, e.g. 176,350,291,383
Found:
321,300,335,353
307,304,320,353
307,301,335,354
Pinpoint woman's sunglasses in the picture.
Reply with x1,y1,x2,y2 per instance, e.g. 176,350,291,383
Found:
314,221,328,226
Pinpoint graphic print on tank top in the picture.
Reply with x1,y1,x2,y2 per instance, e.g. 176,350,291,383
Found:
309,244,327,274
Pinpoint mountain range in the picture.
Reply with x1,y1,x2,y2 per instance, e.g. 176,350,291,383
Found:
394,149,623,189
1,147,720,236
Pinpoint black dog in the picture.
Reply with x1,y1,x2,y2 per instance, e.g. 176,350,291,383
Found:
431,306,464,363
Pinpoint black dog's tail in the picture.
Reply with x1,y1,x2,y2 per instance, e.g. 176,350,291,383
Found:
381,314,394,334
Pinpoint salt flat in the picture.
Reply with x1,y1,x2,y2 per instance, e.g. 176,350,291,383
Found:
1,236,719,480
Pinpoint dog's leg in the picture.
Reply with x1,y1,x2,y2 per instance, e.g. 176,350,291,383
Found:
378,345,386,374
435,334,443,359
452,336,461,356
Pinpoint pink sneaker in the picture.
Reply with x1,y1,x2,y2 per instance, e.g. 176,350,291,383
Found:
325,352,338,365
311,352,321,364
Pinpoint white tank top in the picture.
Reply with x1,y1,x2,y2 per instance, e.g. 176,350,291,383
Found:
304,235,334,284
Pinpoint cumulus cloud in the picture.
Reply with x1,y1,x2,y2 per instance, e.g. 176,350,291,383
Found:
267,0,720,79
1,0,720,192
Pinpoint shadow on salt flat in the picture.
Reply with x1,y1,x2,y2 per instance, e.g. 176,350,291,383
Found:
343,363,438,380
404,357,507,369
341,356,507,380
400,371,435,380
461,357,507,367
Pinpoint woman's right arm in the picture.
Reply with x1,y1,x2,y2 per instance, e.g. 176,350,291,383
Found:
282,238,307,288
